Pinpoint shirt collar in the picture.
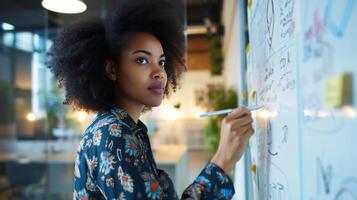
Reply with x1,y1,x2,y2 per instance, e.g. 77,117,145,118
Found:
109,105,148,133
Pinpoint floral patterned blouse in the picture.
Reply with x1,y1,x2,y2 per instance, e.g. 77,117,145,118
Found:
73,106,235,199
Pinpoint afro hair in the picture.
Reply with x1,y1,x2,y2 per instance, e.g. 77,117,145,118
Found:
48,0,186,112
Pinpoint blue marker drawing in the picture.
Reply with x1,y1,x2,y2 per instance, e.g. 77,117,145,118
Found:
326,0,356,37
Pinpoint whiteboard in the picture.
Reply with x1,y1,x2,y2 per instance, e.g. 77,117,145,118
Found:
300,0,357,199
244,0,357,199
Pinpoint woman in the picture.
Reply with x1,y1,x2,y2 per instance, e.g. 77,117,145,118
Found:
48,0,254,199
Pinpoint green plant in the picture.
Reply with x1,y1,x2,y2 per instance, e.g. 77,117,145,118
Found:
204,87,237,153
209,36,223,75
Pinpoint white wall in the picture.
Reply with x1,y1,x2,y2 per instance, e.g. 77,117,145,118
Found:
222,0,241,90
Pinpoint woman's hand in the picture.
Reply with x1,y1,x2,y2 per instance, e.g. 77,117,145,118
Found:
211,106,254,174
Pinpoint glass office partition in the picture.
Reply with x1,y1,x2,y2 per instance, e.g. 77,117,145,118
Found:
0,2,109,198
0,0,185,198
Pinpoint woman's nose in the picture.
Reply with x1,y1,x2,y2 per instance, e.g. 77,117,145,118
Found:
152,65,165,80
153,71,164,80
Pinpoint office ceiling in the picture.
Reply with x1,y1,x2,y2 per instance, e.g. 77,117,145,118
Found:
0,0,222,34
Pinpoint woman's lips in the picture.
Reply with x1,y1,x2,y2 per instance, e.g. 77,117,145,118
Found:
148,88,164,95
148,82,165,95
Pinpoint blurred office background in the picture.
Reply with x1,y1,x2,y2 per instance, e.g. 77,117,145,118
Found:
0,0,241,199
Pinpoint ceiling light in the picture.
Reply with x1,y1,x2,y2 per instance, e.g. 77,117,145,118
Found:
41,0,87,14
2,22,14,31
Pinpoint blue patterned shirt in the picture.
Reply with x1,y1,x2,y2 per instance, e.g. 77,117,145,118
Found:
73,106,235,199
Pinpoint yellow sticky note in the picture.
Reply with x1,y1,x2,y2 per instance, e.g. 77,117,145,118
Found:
248,0,253,9
324,73,353,107
251,164,257,174
251,90,257,102
245,43,250,54
242,90,248,101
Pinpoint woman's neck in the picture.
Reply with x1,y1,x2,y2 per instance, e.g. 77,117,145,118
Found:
115,100,144,124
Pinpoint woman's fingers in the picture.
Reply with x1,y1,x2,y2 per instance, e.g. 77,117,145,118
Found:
235,123,252,135
240,127,254,143
213,108,255,173
243,127,254,136
229,115,253,131
233,115,253,126
226,106,251,120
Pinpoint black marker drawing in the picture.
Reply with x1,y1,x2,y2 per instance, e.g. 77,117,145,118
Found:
317,158,332,194
334,177,357,200
282,125,288,143
266,0,275,50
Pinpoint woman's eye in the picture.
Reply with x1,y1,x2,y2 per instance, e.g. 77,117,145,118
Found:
159,60,166,68
136,57,148,65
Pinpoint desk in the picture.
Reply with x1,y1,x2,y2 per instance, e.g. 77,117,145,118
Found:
0,151,76,164
0,140,77,196
0,142,188,195
0,152,17,162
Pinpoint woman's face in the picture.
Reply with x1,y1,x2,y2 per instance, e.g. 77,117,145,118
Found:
114,32,167,108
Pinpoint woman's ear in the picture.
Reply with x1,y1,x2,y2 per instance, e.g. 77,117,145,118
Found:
105,59,117,80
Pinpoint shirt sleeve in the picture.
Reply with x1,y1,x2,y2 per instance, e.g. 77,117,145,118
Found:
181,162,235,199
74,122,154,200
